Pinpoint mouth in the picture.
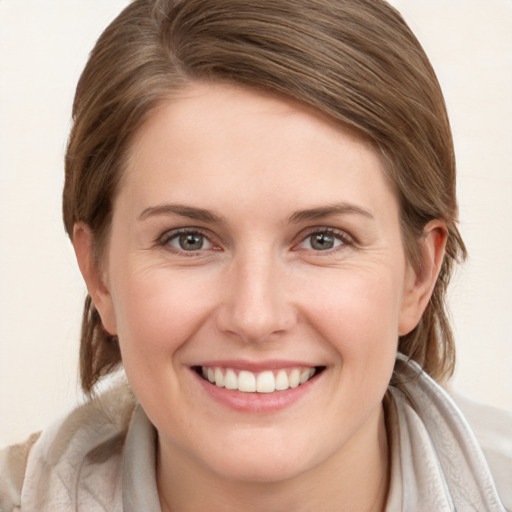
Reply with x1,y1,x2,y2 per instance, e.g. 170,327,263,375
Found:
193,365,325,394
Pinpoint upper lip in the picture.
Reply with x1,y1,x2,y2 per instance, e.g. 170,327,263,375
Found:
193,359,322,372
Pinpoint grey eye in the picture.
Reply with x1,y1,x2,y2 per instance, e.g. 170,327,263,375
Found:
299,231,345,251
163,231,213,252
310,233,335,250
178,233,205,251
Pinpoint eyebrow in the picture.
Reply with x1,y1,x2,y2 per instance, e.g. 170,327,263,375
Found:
138,204,226,224
138,201,374,225
288,203,374,223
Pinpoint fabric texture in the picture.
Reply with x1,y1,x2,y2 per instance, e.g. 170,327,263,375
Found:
1,357,510,512
385,355,511,511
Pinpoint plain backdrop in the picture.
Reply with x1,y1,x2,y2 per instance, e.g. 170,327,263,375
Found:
1,0,511,447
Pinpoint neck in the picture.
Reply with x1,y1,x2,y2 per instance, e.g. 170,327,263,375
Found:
157,406,389,512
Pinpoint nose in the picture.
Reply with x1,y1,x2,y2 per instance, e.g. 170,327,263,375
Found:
215,251,296,344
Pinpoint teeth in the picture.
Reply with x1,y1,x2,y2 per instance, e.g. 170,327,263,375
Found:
256,371,276,393
289,369,300,388
224,369,238,390
238,371,256,392
214,367,224,388
300,368,315,384
200,366,318,393
275,370,289,391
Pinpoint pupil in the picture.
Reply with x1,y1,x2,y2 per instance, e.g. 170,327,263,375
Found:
179,233,203,251
311,233,334,250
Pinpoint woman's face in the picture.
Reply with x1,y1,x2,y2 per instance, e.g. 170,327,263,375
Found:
86,83,431,482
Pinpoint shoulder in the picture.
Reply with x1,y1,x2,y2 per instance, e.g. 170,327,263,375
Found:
0,432,41,512
452,392,512,511
0,376,137,511
390,355,511,511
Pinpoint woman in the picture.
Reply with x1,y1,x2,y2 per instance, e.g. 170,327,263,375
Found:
1,0,510,510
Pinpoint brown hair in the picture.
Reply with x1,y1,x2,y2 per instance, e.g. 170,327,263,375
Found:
63,0,467,394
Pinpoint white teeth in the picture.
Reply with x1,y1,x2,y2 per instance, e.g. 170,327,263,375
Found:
224,369,238,390
256,371,276,393
200,366,318,393
238,371,256,392
214,367,224,387
289,369,301,388
300,368,314,384
275,370,290,391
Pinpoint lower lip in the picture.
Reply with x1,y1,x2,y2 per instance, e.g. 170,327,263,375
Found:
192,370,319,413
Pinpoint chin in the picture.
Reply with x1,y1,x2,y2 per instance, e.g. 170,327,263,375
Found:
193,429,323,484
207,453,310,484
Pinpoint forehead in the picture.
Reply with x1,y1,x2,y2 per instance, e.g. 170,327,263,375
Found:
120,82,397,220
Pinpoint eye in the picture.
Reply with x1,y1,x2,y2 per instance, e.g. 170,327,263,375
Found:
161,230,214,252
298,229,350,251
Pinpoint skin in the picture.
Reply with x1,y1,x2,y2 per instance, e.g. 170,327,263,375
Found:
74,83,446,511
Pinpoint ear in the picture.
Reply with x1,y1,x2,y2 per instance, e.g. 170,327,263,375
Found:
73,223,117,335
398,220,447,336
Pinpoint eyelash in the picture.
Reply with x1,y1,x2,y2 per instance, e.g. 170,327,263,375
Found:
157,228,216,255
294,227,354,253
156,226,354,255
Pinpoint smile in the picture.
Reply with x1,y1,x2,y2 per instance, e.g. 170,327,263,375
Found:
197,366,321,393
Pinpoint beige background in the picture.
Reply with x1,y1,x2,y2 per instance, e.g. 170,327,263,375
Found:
1,0,511,447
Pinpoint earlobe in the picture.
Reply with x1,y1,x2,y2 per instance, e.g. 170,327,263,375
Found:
398,220,447,336
72,223,117,335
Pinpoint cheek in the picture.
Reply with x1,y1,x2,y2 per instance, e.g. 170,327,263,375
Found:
109,263,216,367
297,267,402,383
108,263,222,417
303,268,402,342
